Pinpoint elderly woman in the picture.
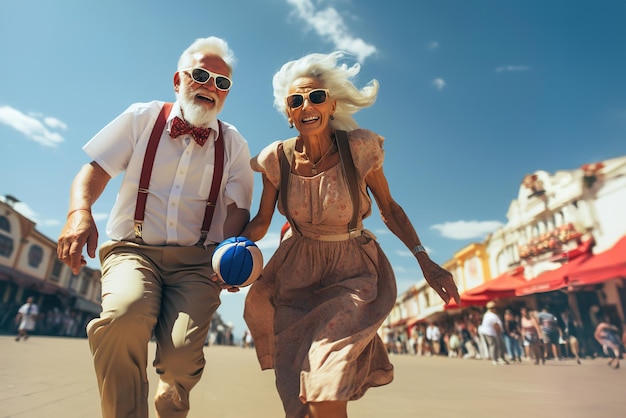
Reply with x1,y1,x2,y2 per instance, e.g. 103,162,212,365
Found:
241,51,460,418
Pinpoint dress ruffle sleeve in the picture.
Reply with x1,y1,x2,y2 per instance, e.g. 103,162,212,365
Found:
250,140,282,190
348,129,385,180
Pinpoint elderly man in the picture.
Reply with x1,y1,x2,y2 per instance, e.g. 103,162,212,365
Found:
57,36,254,418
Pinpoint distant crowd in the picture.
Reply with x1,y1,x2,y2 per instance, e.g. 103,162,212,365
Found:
1,301,91,339
384,305,625,368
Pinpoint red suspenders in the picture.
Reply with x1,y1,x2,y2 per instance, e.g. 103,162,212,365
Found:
133,102,225,247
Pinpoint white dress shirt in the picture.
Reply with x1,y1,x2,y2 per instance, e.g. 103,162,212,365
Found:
84,100,254,246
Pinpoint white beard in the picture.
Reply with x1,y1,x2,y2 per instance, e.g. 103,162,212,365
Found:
177,83,219,128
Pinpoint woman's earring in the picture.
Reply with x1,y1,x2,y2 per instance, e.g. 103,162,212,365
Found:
289,122,294,129
330,114,335,120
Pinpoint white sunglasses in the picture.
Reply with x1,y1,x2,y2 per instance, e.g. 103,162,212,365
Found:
181,67,232,91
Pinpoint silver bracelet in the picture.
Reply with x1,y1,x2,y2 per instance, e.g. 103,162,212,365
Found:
411,245,427,256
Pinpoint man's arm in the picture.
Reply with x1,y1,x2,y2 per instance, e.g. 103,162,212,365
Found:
57,162,111,274
222,203,250,239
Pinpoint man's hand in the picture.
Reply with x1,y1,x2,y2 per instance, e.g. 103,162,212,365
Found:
209,273,241,293
57,209,98,275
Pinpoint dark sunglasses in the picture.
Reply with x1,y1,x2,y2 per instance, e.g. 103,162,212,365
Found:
285,89,330,109
181,67,232,91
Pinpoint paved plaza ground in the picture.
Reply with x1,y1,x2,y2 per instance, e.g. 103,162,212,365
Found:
0,335,624,417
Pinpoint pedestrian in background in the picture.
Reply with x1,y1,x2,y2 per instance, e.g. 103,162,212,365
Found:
56,36,254,418
426,322,441,356
503,309,523,362
560,309,582,364
15,296,38,341
415,323,427,356
594,313,624,370
479,301,509,365
447,329,463,358
538,306,564,361
520,307,544,365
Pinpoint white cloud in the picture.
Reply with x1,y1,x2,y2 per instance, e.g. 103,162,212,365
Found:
431,220,503,240
0,105,65,147
428,41,439,50
44,116,68,130
38,219,61,227
0,196,59,229
372,228,390,236
286,0,377,63
495,65,530,73
3,200,108,230
432,78,445,90
11,200,38,219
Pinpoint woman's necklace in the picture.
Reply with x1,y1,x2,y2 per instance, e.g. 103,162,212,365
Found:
304,135,336,175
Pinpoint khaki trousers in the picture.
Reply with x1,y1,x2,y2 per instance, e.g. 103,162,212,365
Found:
87,240,221,418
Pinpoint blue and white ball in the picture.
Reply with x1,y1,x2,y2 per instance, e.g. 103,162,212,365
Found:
212,236,263,287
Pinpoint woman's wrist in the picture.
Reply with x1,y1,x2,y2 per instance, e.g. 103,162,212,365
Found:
411,245,427,256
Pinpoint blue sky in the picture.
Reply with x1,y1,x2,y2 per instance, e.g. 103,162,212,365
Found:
1,0,625,336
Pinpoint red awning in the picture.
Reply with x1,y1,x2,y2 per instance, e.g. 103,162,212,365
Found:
406,317,424,329
568,235,626,287
515,255,591,296
464,269,527,298
389,317,410,328
444,293,491,310
514,239,594,296
445,269,527,309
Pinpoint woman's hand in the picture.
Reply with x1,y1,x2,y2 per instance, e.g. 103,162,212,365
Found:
418,255,461,305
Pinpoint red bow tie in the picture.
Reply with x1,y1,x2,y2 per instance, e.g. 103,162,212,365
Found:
170,116,211,146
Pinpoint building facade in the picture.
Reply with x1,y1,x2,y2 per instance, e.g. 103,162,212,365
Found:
0,196,102,337
387,155,626,354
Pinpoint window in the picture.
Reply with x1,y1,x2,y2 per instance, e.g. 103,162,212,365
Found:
0,216,9,232
27,245,44,268
68,273,78,290
79,276,90,295
0,234,13,258
50,259,64,282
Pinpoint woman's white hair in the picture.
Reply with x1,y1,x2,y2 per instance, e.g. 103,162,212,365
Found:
177,36,236,74
272,51,379,131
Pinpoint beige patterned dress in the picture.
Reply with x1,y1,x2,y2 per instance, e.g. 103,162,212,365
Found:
244,129,397,417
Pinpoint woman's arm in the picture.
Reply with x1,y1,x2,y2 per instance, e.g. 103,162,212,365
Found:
365,166,460,304
364,167,415,246
241,174,279,242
